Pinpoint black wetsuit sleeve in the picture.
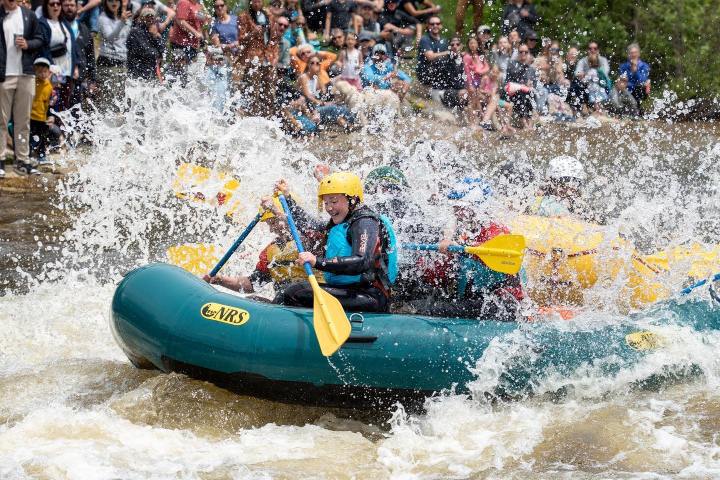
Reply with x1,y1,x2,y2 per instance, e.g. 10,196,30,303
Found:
314,217,379,275
286,196,326,232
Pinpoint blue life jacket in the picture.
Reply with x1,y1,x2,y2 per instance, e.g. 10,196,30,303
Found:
323,207,398,289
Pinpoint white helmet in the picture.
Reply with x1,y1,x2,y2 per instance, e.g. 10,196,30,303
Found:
547,155,586,181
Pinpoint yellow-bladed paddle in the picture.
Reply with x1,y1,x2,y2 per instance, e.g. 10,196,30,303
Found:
403,234,526,275
278,194,351,356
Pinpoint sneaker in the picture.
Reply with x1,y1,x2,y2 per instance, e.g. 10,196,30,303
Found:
28,165,41,175
13,163,28,176
36,157,53,166
0,168,5,178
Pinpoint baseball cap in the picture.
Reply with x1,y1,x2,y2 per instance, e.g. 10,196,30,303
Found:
526,31,538,40
140,0,156,5
372,43,387,55
34,57,51,67
358,32,373,42
477,25,491,34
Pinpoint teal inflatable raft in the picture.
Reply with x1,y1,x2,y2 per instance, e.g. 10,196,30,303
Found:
111,263,720,408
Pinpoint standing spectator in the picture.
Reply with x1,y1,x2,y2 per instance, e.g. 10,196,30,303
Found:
415,15,447,89
237,11,287,115
62,0,97,105
1,0,44,177
574,41,610,112
30,57,52,163
126,9,163,80
501,0,538,40
454,0,482,36
39,0,80,111
168,0,207,85
463,35,488,124
492,35,511,83
209,0,235,49
235,0,269,79
360,42,410,101
205,0,235,109
504,43,535,128
619,42,650,113
436,35,467,112
336,31,362,90
97,0,131,108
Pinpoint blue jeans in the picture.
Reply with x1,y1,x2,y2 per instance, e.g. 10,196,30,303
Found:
317,104,355,125
205,65,229,112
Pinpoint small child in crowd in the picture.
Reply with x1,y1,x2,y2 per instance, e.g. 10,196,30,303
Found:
30,58,55,168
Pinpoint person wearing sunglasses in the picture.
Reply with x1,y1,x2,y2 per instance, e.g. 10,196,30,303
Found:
572,41,610,113
416,15,448,88
360,43,410,101
298,52,356,129
0,0,44,177
503,42,535,129
39,0,80,110
435,36,468,112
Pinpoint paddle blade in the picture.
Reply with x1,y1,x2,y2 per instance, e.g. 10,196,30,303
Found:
308,275,351,356
465,234,526,275
167,244,219,276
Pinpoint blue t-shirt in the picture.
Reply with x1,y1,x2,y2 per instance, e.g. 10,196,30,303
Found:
211,15,238,45
619,60,650,91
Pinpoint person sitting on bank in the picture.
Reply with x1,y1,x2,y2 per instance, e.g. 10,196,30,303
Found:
360,43,411,102
605,74,638,117
415,177,525,320
203,196,314,295
273,172,398,313
618,42,650,114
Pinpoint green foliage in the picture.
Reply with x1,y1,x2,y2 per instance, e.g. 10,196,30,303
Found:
435,0,720,101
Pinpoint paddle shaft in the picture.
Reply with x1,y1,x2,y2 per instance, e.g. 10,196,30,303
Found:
208,213,262,277
277,195,313,277
680,272,720,295
403,243,519,257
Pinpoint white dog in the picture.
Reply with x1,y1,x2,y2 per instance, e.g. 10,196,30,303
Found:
333,80,401,124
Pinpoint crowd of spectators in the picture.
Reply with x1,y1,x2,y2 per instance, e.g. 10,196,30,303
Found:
0,0,652,179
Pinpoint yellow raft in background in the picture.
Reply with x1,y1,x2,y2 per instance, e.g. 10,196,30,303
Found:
511,215,720,309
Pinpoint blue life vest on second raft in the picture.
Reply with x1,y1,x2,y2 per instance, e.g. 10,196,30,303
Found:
323,209,398,288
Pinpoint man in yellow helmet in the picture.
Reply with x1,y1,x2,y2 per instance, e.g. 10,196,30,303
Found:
274,172,398,312
203,196,310,294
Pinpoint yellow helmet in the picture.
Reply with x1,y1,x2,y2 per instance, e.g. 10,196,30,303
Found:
317,172,364,209
259,196,284,221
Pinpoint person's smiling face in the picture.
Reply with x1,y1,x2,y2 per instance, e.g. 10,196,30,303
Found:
323,194,350,224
